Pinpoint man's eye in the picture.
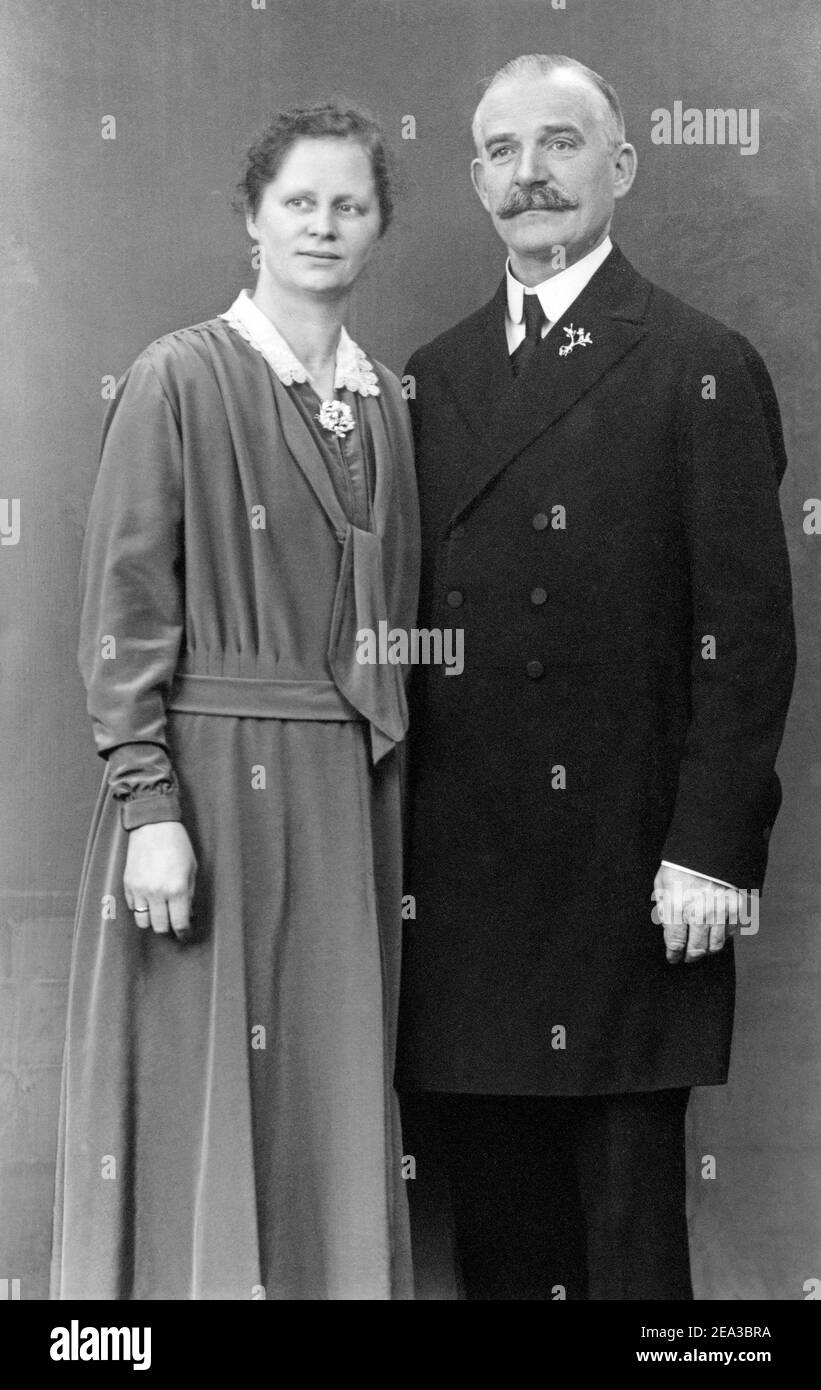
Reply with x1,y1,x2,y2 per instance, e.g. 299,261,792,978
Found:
551,140,575,152
490,146,513,160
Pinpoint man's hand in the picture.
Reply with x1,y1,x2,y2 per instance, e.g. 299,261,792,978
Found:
124,821,197,939
653,864,741,965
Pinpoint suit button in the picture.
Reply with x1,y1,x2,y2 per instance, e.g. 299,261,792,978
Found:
446,589,464,608
532,512,549,531
530,587,548,606
526,659,545,679
451,524,466,539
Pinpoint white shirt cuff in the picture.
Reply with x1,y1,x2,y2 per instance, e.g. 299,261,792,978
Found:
661,860,738,891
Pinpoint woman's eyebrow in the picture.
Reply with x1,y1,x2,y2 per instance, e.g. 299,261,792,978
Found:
282,186,367,198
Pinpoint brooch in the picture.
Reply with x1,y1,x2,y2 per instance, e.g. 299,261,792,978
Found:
559,324,593,357
316,400,356,438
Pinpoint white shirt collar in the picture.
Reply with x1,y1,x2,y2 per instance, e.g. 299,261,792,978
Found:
506,236,613,327
220,288,380,396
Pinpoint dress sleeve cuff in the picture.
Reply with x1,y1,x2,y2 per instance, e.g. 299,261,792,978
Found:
103,741,183,828
120,788,183,831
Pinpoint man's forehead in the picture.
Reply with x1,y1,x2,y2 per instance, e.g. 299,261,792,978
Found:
478,70,606,138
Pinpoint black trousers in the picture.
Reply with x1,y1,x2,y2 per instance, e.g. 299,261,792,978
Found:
400,1089,693,1301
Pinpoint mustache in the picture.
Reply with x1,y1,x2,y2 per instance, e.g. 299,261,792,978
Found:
497,185,579,218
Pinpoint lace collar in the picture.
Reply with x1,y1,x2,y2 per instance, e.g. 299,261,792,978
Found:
220,288,380,396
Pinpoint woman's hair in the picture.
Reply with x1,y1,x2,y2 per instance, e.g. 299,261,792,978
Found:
236,102,396,234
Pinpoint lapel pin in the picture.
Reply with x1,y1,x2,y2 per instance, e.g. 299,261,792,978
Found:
559,324,593,357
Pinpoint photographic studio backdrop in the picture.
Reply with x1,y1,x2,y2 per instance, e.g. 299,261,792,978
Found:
1,0,818,1299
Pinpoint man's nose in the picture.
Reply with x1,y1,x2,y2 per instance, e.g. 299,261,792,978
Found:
513,144,548,186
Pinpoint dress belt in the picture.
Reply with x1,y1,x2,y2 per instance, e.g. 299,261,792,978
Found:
166,672,363,722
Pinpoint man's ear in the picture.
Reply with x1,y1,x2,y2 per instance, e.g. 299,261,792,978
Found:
470,157,492,211
612,143,638,201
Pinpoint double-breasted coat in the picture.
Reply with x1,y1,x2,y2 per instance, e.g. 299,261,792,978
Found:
396,243,796,1096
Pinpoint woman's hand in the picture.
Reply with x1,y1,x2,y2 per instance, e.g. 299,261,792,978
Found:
124,822,198,938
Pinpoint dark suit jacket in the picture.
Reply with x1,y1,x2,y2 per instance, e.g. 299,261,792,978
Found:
396,242,796,1095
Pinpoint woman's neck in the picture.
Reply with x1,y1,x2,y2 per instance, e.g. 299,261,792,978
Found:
251,277,347,397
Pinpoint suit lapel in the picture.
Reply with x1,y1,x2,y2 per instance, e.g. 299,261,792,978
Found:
442,244,653,531
445,280,512,436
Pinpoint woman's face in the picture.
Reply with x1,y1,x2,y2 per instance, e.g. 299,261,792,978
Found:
246,136,383,299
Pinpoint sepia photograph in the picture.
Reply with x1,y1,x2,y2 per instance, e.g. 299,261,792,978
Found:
1,0,818,1352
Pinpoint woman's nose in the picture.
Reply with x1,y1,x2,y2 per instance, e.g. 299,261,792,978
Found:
307,206,337,238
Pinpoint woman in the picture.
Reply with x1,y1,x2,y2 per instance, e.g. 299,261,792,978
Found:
51,104,419,1300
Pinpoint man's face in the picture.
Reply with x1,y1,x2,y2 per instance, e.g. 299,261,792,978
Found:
471,69,636,280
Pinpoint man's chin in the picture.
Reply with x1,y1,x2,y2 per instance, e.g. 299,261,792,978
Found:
505,232,572,262
499,214,573,246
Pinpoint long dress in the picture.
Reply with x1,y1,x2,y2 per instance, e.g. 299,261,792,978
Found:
50,289,420,1299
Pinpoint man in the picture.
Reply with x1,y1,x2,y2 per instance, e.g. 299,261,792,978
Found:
396,54,795,1300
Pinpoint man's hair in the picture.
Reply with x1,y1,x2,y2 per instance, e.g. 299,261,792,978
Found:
471,54,626,153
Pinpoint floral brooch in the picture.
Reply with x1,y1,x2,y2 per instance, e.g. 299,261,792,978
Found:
316,400,356,438
559,324,593,356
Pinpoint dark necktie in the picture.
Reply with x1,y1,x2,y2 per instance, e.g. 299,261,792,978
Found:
510,292,547,378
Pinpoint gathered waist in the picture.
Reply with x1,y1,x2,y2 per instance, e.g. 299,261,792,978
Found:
167,672,363,722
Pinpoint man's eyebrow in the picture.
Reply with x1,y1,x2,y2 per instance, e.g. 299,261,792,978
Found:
483,122,585,150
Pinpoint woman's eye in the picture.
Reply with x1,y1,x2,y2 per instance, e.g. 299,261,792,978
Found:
337,202,361,215
551,140,574,152
287,197,309,208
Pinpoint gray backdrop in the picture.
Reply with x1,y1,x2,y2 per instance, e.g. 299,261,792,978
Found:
1,0,818,1300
